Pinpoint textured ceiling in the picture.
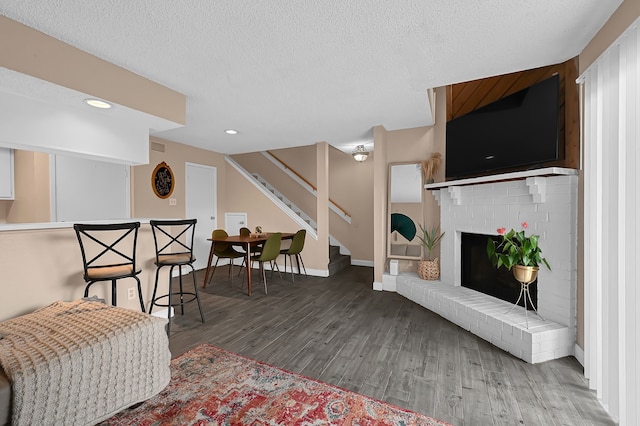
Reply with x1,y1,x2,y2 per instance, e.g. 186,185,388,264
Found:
0,1,621,155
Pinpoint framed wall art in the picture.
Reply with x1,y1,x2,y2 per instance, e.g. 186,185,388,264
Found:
152,161,174,199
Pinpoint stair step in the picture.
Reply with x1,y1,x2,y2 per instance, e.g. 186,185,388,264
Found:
329,245,341,259
328,253,350,276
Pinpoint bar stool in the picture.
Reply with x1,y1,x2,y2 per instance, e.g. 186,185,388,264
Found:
149,219,205,335
73,222,145,311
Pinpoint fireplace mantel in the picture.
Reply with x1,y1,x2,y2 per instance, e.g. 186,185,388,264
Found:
424,167,577,191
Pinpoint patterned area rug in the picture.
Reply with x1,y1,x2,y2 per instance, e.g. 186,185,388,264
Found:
101,343,451,425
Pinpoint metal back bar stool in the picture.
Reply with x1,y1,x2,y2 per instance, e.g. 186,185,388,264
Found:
73,221,145,312
149,219,205,335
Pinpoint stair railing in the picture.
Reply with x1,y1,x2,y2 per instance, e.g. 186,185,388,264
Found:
263,151,352,224
224,156,318,240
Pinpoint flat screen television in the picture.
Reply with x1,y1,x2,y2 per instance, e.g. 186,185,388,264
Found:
445,74,560,180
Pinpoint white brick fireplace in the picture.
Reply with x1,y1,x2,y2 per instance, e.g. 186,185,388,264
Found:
384,167,578,363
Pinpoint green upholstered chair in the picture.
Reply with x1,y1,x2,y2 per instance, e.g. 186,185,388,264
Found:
280,229,307,282
73,221,145,312
208,229,245,285
148,219,205,335
249,232,282,294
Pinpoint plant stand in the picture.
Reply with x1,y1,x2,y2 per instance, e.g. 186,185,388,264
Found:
506,265,544,328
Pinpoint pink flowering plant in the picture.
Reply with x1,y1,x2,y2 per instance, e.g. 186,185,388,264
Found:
486,222,551,271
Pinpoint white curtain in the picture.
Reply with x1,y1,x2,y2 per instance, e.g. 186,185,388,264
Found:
578,17,640,426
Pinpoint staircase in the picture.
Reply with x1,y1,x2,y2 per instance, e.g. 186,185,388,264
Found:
251,173,351,259
329,245,350,276
252,173,315,227
252,173,351,276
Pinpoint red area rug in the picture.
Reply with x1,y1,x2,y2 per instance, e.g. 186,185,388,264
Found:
101,343,450,425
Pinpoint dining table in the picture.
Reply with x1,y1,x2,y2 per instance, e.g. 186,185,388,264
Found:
202,232,295,296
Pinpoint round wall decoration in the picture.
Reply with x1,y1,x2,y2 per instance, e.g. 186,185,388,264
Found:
151,161,174,199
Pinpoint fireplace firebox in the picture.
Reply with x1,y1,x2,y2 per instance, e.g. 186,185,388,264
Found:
461,232,537,310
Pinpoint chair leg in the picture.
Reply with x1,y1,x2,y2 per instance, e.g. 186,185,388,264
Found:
228,259,234,283
149,268,161,314
111,279,117,307
189,264,205,324
84,281,95,298
238,257,245,277
260,261,268,294
296,254,307,277
178,265,185,316
273,261,282,280
208,258,221,287
287,254,295,282
166,265,174,336
134,276,145,313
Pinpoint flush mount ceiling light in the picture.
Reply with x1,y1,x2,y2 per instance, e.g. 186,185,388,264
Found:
224,129,239,135
83,98,113,109
352,145,369,162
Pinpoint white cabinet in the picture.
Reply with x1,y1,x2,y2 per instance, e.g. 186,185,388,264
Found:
0,148,14,199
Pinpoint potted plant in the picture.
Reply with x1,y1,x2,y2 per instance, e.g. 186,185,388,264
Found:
486,222,551,284
416,224,444,280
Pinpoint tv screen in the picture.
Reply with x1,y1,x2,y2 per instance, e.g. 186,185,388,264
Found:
445,74,560,179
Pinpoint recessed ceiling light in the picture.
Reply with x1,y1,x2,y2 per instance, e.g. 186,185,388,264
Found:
84,98,113,109
224,129,238,135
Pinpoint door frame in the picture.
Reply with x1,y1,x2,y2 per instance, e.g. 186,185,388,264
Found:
185,162,217,271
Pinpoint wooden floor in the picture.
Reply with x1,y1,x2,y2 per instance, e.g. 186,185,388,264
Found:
167,265,615,426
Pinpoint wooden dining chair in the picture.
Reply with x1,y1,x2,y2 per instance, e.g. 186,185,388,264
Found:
249,232,282,294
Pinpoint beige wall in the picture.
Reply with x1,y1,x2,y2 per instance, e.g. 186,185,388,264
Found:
579,0,640,74
224,158,328,272
328,145,374,262
0,224,163,322
2,150,51,223
373,126,388,282
233,144,375,263
132,137,227,221
232,151,318,223
0,16,185,124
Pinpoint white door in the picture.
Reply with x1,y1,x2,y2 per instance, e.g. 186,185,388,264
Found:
185,163,217,270
225,212,248,235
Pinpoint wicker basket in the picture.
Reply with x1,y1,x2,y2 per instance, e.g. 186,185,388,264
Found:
418,258,440,280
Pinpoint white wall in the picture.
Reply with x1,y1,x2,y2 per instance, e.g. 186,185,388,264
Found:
0,91,149,165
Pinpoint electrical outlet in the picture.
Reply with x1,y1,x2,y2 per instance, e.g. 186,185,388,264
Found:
127,287,136,300
169,198,177,206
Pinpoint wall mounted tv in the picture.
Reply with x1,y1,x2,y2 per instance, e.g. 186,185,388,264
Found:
445,74,560,180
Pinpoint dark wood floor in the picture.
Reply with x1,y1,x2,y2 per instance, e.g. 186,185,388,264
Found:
167,265,615,426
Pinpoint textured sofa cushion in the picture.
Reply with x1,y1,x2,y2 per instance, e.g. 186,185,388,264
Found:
0,300,170,426
0,366,8,426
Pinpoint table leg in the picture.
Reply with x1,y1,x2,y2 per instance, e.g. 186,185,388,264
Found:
245,242,252,296
202,241,216,288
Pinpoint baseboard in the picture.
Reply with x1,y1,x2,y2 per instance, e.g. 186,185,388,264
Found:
247,262,329,278
373,281,383,291
573,343,584,367
151,306,174,319
351,259,374,267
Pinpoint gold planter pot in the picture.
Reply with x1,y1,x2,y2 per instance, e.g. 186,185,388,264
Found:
512,264,539,284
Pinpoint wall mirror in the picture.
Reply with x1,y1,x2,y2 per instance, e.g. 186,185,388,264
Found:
387,162,423,260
